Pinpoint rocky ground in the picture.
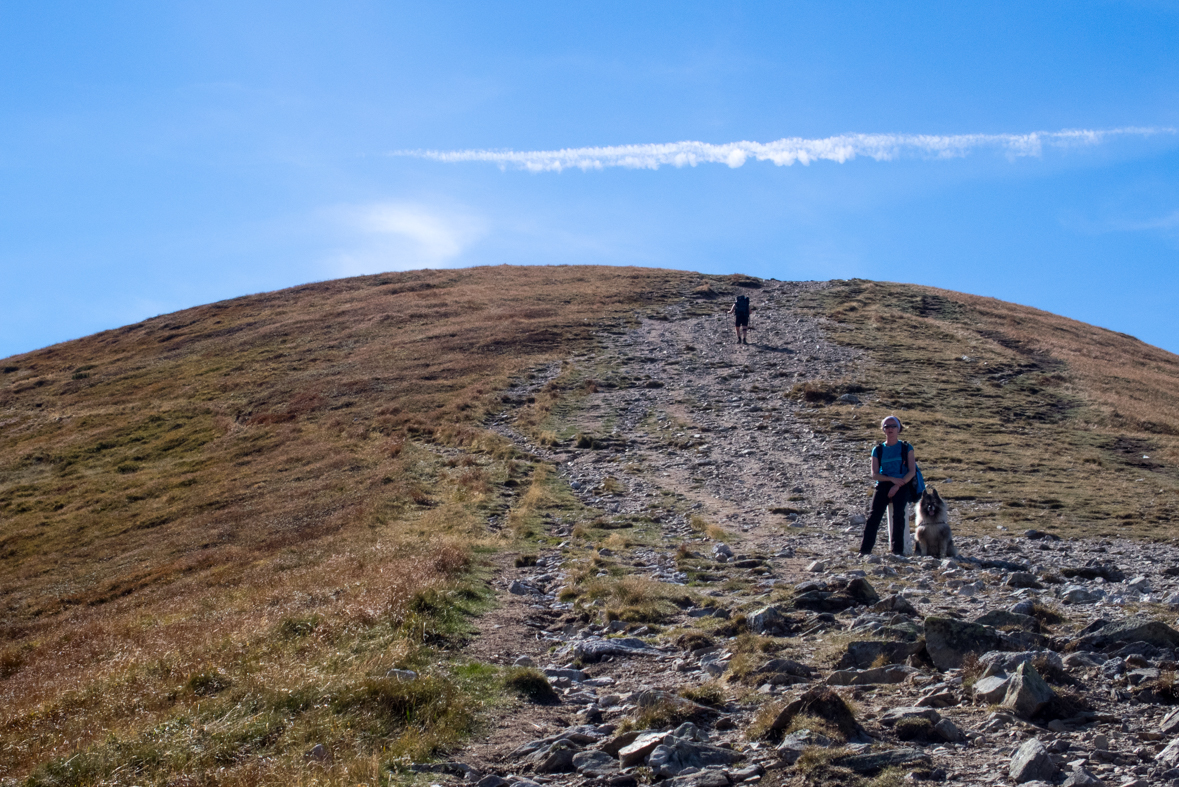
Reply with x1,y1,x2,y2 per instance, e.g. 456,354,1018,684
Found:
414,280,1179,787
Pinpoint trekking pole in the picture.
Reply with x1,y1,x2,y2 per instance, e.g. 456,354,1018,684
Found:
886,504,895,554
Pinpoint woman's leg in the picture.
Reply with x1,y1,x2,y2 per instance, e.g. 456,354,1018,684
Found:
889,492,908,554
860,486,891,555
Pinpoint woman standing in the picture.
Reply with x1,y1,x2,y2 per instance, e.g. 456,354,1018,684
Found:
860,415,916,556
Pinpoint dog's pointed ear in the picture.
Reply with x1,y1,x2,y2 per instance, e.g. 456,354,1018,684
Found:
932,487,942,502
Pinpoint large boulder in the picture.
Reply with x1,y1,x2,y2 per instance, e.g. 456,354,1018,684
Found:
1061,563,1125,582
618,732,669,767
845,577,881,605
665,769,732,787
1068,616,1179,652
571,750,618,776
974,609,1041,633
793,577,880,613
837,639,925,670
979,650,1064,674
792,590,857,613
646,735,743,778
924,616,1013,670
932,718,965,743
527,740,580,773
1001,661,1056,719
746,605,790,635
872,594,918,615
1156,737,1179,769
1009,738,1059,784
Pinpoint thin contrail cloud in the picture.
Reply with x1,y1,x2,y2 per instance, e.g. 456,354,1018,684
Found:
394,127,1175,173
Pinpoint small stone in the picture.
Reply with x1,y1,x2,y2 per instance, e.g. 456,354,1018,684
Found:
1060,767,1103,786
476,777,508,787
619,732,668,767
509,579,538,596
932,718,965,743
881,706,941,726
972,674,1011,704
572,749,619,776
1061,585,1105,605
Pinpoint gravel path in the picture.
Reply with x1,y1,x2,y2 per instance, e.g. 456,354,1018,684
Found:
434,279,1179,787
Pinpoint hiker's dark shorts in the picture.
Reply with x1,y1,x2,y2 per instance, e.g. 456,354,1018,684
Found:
735,314,749,327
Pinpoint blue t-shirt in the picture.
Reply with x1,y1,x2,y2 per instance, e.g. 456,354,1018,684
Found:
872,441,908,486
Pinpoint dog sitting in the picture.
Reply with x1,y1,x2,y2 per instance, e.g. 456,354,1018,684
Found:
914,487,957,558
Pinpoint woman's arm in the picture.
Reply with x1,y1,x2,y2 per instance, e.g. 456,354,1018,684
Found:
869,455,887,483
900,446,916,485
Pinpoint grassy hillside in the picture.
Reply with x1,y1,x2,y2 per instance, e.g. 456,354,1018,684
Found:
807,280,1179,541
1,267,1177,785
0,266,691,785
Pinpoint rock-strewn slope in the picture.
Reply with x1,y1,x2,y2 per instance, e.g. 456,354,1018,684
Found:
435,281,1179,787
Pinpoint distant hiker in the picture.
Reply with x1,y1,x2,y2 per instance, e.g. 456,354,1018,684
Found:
860,415,916,556
727,294,751,344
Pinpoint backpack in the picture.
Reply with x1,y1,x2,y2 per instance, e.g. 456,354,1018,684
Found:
735,295,750,317
876,440,926,499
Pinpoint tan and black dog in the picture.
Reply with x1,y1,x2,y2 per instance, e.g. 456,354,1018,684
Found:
914,487,957,558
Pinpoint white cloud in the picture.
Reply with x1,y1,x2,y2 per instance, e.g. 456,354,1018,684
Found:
323,202,487,276
392,126,1175,173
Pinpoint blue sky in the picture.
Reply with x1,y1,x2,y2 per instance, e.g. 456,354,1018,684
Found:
2,1,1178,359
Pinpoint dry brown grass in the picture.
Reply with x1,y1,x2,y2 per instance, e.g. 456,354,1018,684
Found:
0,265,693,783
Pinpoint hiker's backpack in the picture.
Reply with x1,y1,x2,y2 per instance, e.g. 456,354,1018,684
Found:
735,295,750,317
876,440,926,499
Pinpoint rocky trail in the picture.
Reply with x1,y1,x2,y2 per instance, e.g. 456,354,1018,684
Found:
416,281,1179,787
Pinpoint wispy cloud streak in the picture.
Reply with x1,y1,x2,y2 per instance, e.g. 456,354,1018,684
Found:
394,127,1175,172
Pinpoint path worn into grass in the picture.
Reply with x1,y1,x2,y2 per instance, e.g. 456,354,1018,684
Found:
445,279,1179,787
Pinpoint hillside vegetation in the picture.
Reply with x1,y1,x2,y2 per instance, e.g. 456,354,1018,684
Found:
1,267,1177,785
811,280,1179,540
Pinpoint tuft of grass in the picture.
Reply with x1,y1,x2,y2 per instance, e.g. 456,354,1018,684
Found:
185,667,233,696
503,667,560,704
781,712,846,742
793,746,856,783
960,652,983,690
578,575,689,624
894,716,933,741
625,697,702,732
679,682,724,707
